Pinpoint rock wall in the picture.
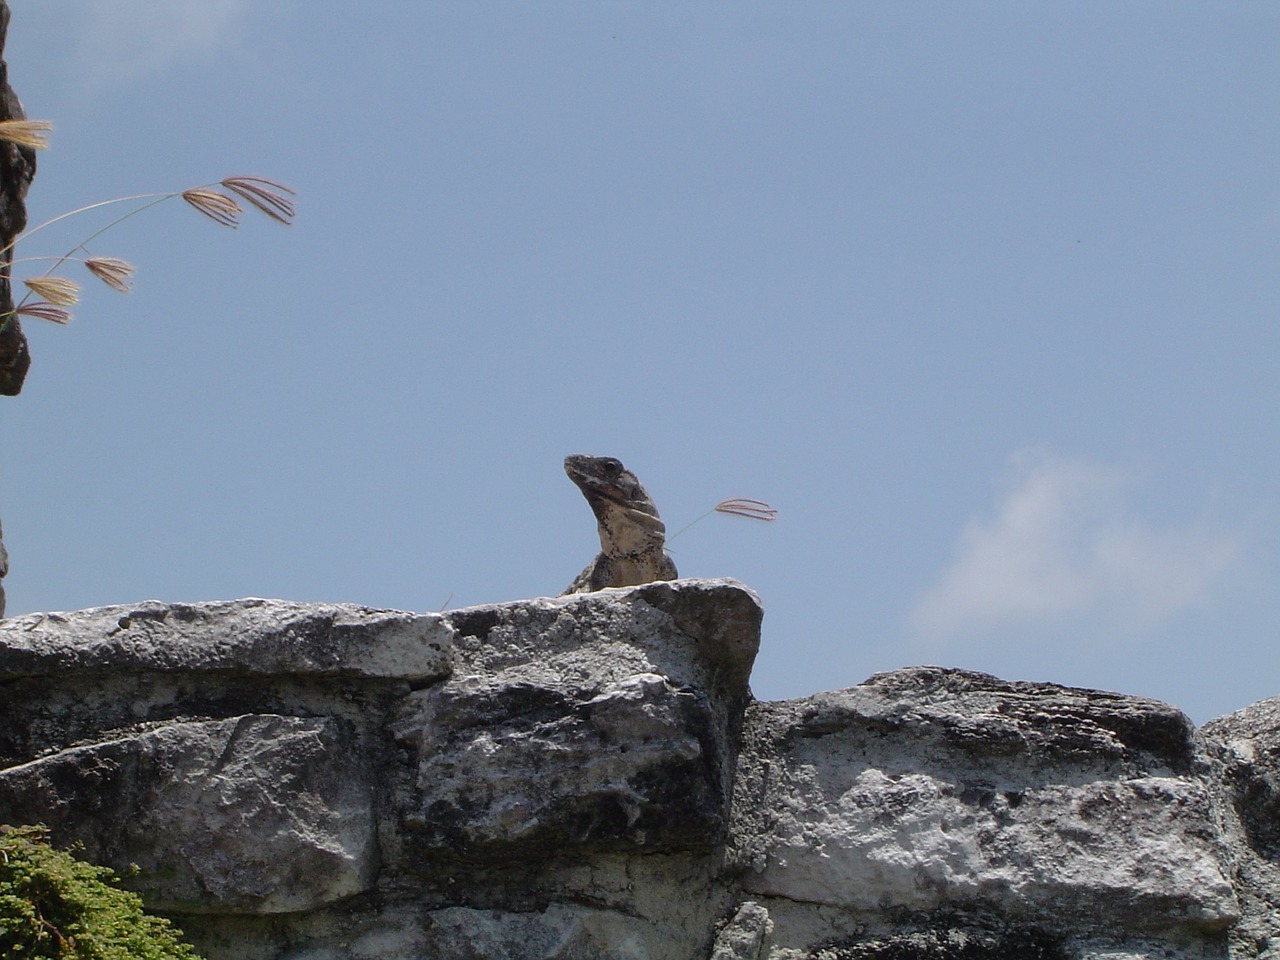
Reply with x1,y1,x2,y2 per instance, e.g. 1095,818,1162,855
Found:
0,0,36,396
0,579,1276,960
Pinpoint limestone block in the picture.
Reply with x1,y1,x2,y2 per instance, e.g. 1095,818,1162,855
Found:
709,901,773,960
387,579,763,859
1204,696,1280,860
0,714,376,913
0,597,453,681
732,667,1238,941
394,671,720,855
441,578,761,706
398,904,692,960
1202,697,1280,960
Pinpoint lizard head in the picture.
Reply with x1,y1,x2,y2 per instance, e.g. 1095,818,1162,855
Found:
564,454,667,549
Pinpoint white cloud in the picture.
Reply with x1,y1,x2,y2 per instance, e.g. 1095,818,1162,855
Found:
907,447,1242,645
65,0,253,90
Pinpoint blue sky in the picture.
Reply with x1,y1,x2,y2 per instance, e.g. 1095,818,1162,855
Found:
1,3,1276,724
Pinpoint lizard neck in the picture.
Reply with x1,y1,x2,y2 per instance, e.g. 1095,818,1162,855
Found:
596,503,666,560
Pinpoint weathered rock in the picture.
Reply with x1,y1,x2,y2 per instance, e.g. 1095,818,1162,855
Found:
442,578,759,714
1205,697,1280,861
730,667,1239,957
394,671,721,855
2,585,1279,960
1203,698,1280,960
391,579,762,861
363,903,697,960
0,597,452,680
0,714,376,912
0,580,764,959
0,598,454,769
0,0,36,395
0,517,7,618
710,902,773,960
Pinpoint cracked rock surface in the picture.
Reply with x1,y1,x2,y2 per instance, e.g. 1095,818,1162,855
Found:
1,581,1277,959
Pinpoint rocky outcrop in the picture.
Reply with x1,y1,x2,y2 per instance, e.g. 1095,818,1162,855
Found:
0,579,1276,960
731,671,1240,960
0,518,7,618
1203,699,1280,960
0,581,760,958
0,0,35,396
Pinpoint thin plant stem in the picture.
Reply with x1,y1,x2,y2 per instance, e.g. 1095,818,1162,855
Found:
0,177,292,336
669,497,779,542
668,508,717,543
10,194,175,289
0,194,175,334
0,192,174,261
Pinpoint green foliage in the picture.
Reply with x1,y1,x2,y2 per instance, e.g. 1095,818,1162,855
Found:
0,825,204,960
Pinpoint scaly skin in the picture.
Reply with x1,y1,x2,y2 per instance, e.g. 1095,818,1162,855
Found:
561,454,678,594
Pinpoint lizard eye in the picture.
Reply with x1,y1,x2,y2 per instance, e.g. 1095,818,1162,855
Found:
600,458,623,477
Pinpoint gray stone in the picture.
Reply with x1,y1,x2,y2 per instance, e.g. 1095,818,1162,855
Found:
393,671,722,855
0,714,377,913
0,597,453,680
0,517,7,618
441,578,760,708
1204,697,1280,860
710,902,772,960
1203,698,1280,960
0,581,764,959
730,667,1239,954
391,904,694,960
2,583,1279,960
388,579,762,860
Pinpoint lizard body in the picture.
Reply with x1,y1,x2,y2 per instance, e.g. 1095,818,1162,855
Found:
561,454,677,595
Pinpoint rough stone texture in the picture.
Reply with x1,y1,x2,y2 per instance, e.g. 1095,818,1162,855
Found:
730,668,1241,960
391,579,759,864
710,901,773,960
0,517,7,618
0,714,376,913
0,597,452,680
0,0,32,620
0,0,35,396
1,580,1278,960
394,671,722,855
0,580,762,960
1202,698,1280,960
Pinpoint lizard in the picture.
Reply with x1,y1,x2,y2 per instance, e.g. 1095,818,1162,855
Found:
561,454,678,594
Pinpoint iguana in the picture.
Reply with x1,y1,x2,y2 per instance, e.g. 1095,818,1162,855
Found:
561,454,678,594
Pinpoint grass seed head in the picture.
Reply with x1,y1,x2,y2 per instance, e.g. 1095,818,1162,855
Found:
221,176,296,225
0,118,52,149
181,187,241,227
15,301,72,324
714,498,779,521
22,275,80,305
84,256,135,292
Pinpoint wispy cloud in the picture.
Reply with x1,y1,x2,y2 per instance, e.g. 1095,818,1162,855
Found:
908,447,1242,646
64,1,253,91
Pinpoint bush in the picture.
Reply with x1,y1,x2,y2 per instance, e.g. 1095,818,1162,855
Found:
0,824,204,959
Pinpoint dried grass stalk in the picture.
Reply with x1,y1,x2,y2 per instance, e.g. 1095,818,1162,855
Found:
84,257,135,292
181,188,241,227
22,275,79,306
15,302,71,324
0,119,52,149
714,498,779,521
221,177,296,225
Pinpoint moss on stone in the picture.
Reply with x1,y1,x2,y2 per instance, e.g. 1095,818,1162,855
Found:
0,824,204,959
